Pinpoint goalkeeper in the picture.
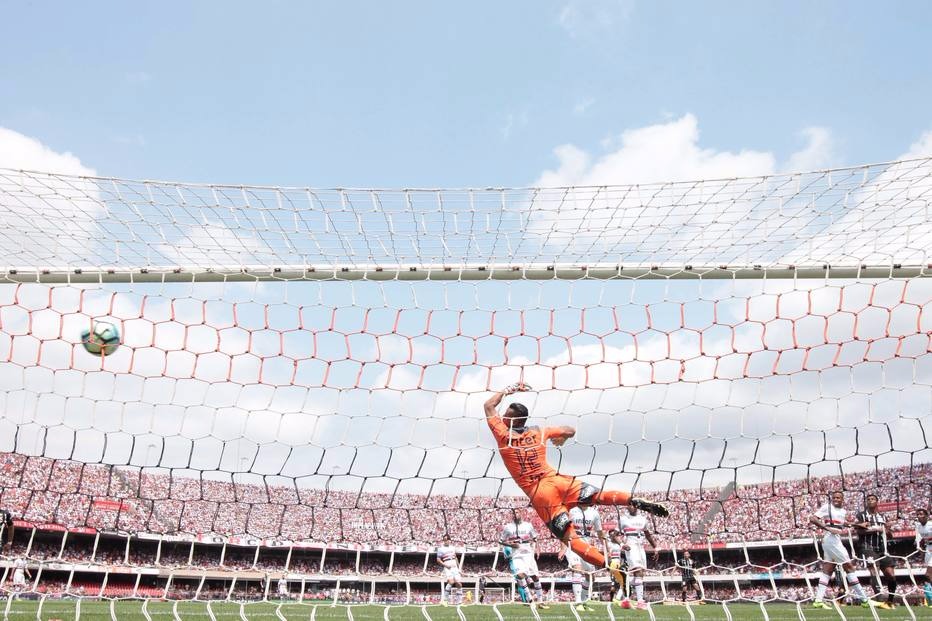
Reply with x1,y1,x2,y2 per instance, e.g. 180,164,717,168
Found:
484,384,667,571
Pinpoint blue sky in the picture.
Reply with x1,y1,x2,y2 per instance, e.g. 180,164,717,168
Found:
2,0,932,187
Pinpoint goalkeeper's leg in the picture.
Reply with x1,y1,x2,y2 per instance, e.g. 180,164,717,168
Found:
562,522,607,567
535,476,667,519
534,478,666,567
575,482,669,518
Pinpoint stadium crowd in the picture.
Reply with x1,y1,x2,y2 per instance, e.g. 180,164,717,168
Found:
2,453,929,550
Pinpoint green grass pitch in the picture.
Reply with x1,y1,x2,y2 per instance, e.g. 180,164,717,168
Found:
3,601,932,621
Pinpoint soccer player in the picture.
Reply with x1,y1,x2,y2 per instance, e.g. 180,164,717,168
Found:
478,575,487,604
11,557,29,592
617,501,659,610
277,574,289,600
560,505,603,611
500,513,549,608
915,508,932,606
809,491,877,609
854,494,895,608
1,509,13,553
676,550,701,603
484,384,668,573
436,536,463,605
501,545,530,603
606,529,627,605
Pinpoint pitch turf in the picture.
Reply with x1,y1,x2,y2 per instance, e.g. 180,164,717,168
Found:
3,601,932,621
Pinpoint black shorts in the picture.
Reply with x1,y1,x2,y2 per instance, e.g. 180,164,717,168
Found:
861,548,895,570
682,575,697,587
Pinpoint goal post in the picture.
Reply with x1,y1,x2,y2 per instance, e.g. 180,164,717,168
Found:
0,158,931,614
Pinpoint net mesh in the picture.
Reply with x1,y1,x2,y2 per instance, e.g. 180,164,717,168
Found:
1,157,931,275
1,160,932,613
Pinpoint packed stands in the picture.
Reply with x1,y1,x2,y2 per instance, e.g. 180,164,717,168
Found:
2,453,929,548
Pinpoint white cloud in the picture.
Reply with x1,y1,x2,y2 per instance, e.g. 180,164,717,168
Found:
528,116,932,273
783,126,836,173
0,127,94,175
779,126,932,266
902,129,932,158
535,113,779,187
528,114,826,267
154,221,278,269
0,128,103,268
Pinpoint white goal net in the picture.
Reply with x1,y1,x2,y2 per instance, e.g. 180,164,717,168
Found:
0,158,931,616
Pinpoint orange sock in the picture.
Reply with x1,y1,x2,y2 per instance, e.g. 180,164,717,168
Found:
592,490,630,506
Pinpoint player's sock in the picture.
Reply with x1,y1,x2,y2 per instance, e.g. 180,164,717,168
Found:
924,582,932,604
634,577,644,602
815,573,830,601
886,577,897,602
516,576,529,602
444,584,452,602
572,573,583,603
531,577,543,602
846,574,867,601
568,536,606,567
592,490,631,506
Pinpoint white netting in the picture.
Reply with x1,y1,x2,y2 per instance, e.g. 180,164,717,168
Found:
0,158,931,276
0,161,931,616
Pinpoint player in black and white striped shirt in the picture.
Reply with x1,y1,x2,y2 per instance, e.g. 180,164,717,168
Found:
1,509,14,553
854,494,896,608
676,550,701,603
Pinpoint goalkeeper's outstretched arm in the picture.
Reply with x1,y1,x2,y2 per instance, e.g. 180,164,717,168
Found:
484,390,508,419
548,426,576,446
484,383,528,419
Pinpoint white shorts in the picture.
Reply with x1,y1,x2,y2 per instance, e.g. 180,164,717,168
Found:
510,553,539,577
278,586,288,595
924,549,932,568
625,543,647,570
821,536,852,564
12,571,26,586
565,547,598,572
442,564,462,581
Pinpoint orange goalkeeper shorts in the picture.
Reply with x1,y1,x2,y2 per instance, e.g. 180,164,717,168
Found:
524,474,586,524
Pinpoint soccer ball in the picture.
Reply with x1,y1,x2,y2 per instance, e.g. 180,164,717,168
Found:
81,321,121,356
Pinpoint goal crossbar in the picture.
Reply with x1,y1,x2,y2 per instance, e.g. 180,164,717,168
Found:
2,264,930,283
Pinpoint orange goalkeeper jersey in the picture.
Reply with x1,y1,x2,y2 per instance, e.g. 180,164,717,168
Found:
486,416,559,490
